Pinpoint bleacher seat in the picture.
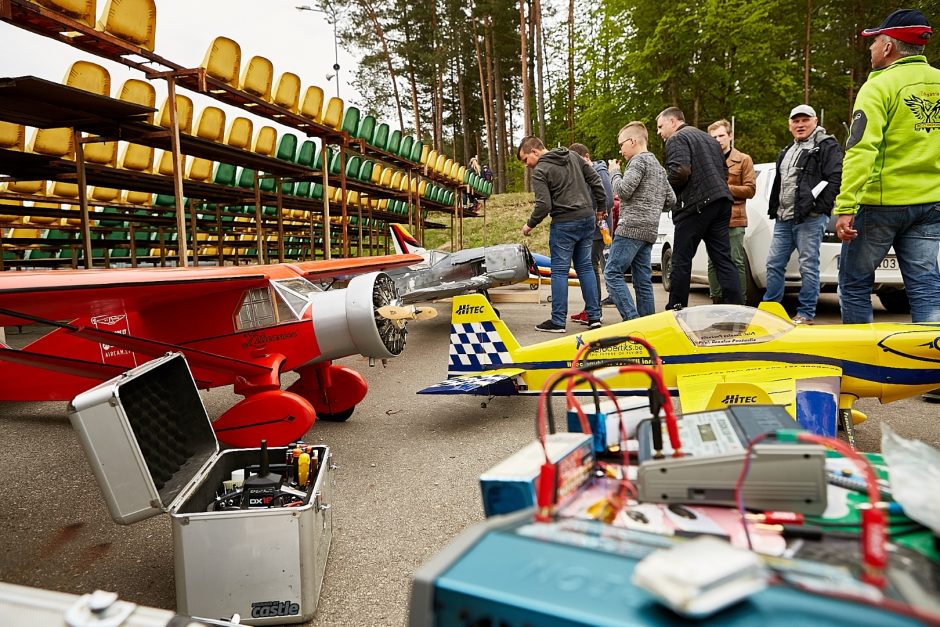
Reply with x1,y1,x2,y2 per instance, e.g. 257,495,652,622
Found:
0,121,25,151
96,0,157,51
157,94,195,133
300,86,325,123
200,36,241,87
276,134,298,162
398,135,413,161
387,129,402,155
322,97,344,130
372,122,389,150
340,107,359,137
253,126,277,157
274,72,301,113
224,117,253,149
32,0,97,27
240,55,274,100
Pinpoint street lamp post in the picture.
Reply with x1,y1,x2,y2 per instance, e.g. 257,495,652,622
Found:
296,4,340,98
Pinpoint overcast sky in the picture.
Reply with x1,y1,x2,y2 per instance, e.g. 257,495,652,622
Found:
0,1,363,137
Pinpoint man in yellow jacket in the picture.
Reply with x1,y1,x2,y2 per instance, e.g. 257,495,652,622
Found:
835,8,940,324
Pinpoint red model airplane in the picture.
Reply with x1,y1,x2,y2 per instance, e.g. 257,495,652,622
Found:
0,255,426,447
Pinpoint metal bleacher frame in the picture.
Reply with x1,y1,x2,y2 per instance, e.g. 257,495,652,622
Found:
0,0,476,269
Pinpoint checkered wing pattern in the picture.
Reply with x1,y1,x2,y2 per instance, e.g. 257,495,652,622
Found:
419,372,517,395
447,322,512,374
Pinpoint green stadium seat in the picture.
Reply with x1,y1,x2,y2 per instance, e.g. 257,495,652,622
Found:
341,106,360,136
398,135,413,161
373,123,389,150
357,115,376,144
387,129,402,155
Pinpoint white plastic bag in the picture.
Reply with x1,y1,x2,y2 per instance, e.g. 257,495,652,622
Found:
881,423,940,534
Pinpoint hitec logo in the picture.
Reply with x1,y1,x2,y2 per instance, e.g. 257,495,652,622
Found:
455,304,485,315
250,600,300,618
722,394,757,404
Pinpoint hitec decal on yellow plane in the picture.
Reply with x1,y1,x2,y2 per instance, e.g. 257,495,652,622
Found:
419,294,940,432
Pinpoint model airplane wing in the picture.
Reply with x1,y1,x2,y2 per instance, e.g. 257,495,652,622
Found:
677,364,842,434
400,277,492,304
289,253,422,281
418,368,524,395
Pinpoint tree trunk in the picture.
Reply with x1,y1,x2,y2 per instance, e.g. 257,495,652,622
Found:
472,20,493,172
534,0,546,140
357,0,405,132
494,55,508,194
804,0,812,104
484,20,497,180
566,0,575,144
519,0,530,136
403,2,422,137
457,53,470,165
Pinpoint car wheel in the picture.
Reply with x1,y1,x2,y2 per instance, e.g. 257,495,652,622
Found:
743,251,763,307
877,288,911,314
661,246,672,292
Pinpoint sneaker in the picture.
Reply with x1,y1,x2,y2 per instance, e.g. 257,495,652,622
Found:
535,320,566,333
587,320,602,330
600,297,614,306
791,315,814,325
570,310,589,325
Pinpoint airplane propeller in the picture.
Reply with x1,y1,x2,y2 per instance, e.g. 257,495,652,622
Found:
377,305,438,321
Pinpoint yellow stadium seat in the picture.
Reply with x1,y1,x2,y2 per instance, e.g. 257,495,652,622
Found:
50,181,79,198
389,171,402,189
156,150,187,176
65,60,110,95
224,117,253,149
7,179,46,194
300,86,324,123
458,165,467,182
194,106,226,142
425,149,437,168
240,56,274,101
60,205,83,226
435,155,446,175
117,79,156,172
371,163,383,185
417,180,427,196
96,0,156,51
187,157,214,182
119,141,154,172
158,94,194,134
420,144,430,166
90,186,120,202
125,190,152,205
380,169,393,187
31,0,97,26
200,36,241,87
0,121,25,151
321,97,344,130
273,72,301,113
252,126,277,156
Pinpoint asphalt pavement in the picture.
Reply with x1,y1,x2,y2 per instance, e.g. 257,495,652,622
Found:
0,281,937,625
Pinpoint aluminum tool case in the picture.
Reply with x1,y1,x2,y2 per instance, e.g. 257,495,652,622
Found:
68,353,333,625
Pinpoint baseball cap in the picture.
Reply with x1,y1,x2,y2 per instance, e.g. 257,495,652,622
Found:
861,9,932,45
789,104,817,119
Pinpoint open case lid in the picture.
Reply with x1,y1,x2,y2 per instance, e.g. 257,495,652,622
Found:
68,353,219,524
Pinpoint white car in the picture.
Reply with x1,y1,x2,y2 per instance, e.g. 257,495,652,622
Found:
659,163,913,312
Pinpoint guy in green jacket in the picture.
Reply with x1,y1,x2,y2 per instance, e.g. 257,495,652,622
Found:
834,8,940,324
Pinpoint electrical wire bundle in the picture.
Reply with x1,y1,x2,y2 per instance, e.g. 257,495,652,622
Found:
534,335,683,524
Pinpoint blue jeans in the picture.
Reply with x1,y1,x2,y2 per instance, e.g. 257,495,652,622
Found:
763,213,827,319
550,216,600,325
839,203,940,323
604,235,654,320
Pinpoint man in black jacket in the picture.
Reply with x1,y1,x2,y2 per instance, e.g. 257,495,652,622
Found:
764,105,843,324
519,136,607,332
656,107,741,309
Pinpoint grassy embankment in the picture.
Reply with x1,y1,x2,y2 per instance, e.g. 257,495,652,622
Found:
423,193,552,255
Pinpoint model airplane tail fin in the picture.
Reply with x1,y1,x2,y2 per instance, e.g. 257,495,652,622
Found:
447,294,520,376
389,224,427,256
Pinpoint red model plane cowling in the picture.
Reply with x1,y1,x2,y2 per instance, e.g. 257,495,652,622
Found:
0,255,422,447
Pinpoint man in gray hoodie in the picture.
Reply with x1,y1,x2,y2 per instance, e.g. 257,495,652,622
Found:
519,136,607,332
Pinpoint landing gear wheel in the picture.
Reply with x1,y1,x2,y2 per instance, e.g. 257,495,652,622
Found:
319,407,355,422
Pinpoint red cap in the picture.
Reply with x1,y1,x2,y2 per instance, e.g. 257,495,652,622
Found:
862,9,932,45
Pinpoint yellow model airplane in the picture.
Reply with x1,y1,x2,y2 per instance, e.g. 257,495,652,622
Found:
419,294,940,436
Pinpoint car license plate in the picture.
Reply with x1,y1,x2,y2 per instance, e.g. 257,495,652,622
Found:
836,255,897,270
880,256,897,270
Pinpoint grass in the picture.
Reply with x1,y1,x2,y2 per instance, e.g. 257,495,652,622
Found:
423,193,553,255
